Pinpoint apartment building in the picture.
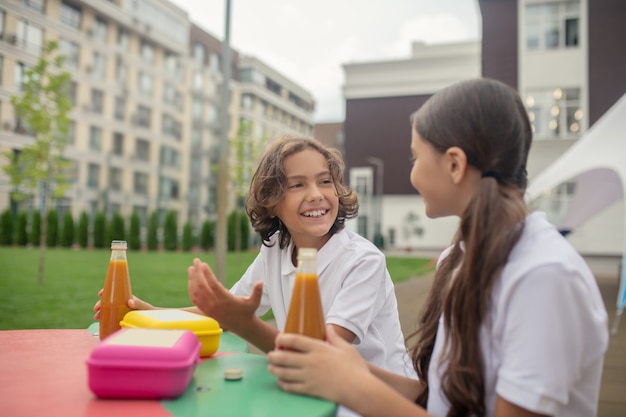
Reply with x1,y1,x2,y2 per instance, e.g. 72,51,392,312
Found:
342,0,626,254
0,0,315,235
342,41,481,249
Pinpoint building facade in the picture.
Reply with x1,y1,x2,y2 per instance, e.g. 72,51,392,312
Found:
0,0,314,238
343,0,626,255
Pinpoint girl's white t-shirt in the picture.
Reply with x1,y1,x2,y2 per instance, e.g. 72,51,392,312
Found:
427,211,609,416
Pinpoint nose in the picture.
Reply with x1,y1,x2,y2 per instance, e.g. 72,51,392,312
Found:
308,185,323,202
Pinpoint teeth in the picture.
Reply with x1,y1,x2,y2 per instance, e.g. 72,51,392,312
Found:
303,210,326,217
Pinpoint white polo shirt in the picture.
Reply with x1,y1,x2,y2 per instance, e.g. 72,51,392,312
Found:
230,229,415,378
426,211,609,416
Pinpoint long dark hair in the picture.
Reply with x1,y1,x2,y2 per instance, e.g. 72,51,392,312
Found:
246,136,358,249
407,78,532,416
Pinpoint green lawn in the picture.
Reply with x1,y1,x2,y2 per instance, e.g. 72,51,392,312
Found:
0,247,433,330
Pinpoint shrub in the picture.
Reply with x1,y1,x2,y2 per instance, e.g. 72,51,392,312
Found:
60,211,74,247
129,212,141,251
78,211,89,248
46,209,59,247
147,211,159,251
109,212,126,242
93,211,106,249
30,211,41,246
200,220,215,251
182,222,194,252
228,210,250,252
0,209,13,245
163,210,178,251
16,211,28,246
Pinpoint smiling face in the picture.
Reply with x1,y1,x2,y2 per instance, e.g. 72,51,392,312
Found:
410,128,459,219
273,148,339,250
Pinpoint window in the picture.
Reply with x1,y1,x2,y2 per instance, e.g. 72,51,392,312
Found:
140,39,154,63
209,52,220,71
115,57,126,86
87,163,100,188
21,0,46,13
114,96,125,120
160,146,180,168
193,43,205,65
59,39,80,67
91,89,103,113
112,132,123,155
89,126,102,150
138,72,153,96
60,2,81,30
93,16,107,42
526,1,579,50
159,176,179,199
135,139,150,161
193,71,203,91
192,98,203,120
162,114,181,139
135,105,151,128
117,27,129,51
0,10,5,38
109,167,121,191
91,51,105,78
133,205,147,225
163,82,182,107
67,81,77,105
17,19,44,54
64,120,75,145
241,94,253,110
164,51,182,77
525,87,582,139
134,172,148,194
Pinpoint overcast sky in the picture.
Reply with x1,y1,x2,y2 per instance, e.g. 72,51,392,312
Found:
169,0,482,122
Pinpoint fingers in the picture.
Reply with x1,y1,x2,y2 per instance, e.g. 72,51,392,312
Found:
274,332,321,353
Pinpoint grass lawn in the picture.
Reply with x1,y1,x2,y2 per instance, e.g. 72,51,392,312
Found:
0,246,433,330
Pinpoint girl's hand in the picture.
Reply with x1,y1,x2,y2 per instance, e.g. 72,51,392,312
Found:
267,325,371,403
187,258,263,332
92,288,155,320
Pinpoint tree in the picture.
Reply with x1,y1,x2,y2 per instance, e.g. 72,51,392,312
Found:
16,211,28,246
93,211,106,249
163,210,178,251
147,211,159,251
0,209,13,245
200,220,215,251
60,211,74,248
182,221,194,252
46,209,59,247
78,211,89,248
109,212,125,242
128,212,141,251
2,40,71,283
30,211,41,246
230,120,261,252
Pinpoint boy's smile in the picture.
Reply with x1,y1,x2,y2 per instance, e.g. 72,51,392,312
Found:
274,148,339,250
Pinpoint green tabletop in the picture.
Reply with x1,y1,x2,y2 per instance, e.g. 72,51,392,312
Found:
86,322,249,353
163,353,337,417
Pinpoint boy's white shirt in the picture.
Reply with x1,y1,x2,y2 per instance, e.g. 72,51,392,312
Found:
230,228,415,378
427,211,609,416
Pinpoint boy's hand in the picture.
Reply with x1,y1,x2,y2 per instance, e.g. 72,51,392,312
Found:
93,288,155,320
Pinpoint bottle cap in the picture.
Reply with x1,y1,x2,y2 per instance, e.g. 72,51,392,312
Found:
297,247,317,260
111,240,127,250
224,368,243,380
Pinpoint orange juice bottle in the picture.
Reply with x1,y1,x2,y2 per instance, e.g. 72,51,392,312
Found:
284,247,325,340
99,240,133,340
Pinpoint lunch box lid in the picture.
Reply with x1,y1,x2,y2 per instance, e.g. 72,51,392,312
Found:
87,328,200,369
120,309,223,337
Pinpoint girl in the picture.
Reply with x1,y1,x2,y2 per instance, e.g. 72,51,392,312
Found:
267,79,609,417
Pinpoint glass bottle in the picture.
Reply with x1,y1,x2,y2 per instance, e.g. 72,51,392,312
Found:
284,247,326,340
99,240,133,340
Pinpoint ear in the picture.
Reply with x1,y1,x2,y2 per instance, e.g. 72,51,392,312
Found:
444,146,469,185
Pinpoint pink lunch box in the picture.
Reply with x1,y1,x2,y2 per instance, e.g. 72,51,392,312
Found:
86,328,201,399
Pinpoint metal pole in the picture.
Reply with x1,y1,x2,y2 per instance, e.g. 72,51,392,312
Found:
367,157,384,247
215,0,231,284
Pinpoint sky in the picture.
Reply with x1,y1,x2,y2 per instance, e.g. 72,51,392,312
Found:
169,0,482,122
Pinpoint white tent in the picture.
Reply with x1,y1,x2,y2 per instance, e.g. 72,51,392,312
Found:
525,93,626,334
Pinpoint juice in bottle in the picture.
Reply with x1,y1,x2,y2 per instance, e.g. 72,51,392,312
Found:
99,240,133,340
284,247,325,340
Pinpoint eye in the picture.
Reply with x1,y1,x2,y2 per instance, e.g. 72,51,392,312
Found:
288,183,302,189
409,156,416,164
320,178,333,185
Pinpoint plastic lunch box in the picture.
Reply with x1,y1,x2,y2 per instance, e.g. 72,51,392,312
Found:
120,309,223,357
87,328,200,399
